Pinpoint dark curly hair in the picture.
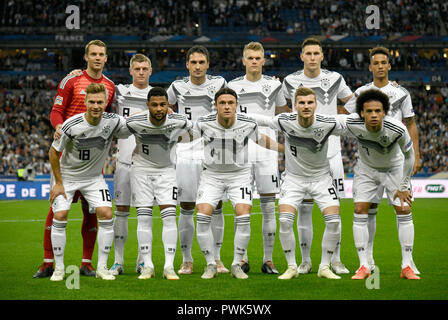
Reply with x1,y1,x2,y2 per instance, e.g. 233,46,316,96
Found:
356,89,390,118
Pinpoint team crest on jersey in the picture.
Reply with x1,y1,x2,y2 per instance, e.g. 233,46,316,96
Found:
313,128,325,141
321,78,330,90
207,85,216,97
386,91,396,101
233,129,246,144
379,135,390,146
262,84,271,95
102,125,111,137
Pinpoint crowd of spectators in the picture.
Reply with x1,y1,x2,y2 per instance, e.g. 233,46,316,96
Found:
1,81,447,177
1,0,447,37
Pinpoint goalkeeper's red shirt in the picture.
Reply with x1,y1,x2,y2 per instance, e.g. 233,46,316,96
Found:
50,70,115,128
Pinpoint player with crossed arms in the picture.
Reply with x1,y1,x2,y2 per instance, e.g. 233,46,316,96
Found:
193,88,284,280
253,87,346,280
48,83,127,281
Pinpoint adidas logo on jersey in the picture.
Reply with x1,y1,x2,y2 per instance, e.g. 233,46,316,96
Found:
185,91,191,95
240,88,246,93
80,89,86,95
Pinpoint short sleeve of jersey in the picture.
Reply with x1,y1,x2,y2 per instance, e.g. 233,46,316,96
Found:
52,131,70,153
333,114,349,136
114,115,131,139
344,89,359,113
269,114,283,132
167,83,177,105
401,92,415,119
399,129,413,154
337,75,353,100
275,86,288,107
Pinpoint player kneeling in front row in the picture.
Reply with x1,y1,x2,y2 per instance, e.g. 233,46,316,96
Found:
254,87,345,280
342,89,419,280
121,87,193,280
193,88,284,280
48,83,128,281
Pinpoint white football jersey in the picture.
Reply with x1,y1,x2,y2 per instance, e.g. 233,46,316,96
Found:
167,75,227,159
340,113,413,169
194,113,261,174
282,69,352,157
228,75,286,161
125,112,193,173
344,81,415,121
115,84,152,164
52,113,127,181
269,113,345,180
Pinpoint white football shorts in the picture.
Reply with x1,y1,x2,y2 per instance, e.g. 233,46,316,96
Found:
251,154,280,194
113,161,132,206
328,152,346,198
51,176,112,213
196,170,253,208
353,161,412,207
176,158,202,203
279,172,340,212
130,167,178,207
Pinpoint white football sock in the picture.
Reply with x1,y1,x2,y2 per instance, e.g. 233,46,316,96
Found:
161,207,178,269
137,208,154,269
51,218,67,270
279,212,297,267
233,215,251,266
367,207,378,260
396,213,414,269
353,213,369,268
297,202,313,263
321,214,341,268
260,196,276,263
196,213,215,266
211,207,224,261
179,208,195,263
113,210,129,265
97,219,114,269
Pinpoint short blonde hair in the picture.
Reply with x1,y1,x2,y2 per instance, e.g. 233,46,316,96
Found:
294,87,316,103
85,83,107,97
243,41,264,57
85,40,107,55
130,53,151,68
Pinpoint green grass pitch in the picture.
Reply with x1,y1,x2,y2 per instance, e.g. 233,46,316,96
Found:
0,198,447,300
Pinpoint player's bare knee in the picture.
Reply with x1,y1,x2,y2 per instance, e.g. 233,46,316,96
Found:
54,210,68,221
354,202,370,214
322,206,340,215
370,203,378,209
181,202,196,211
394,206,411,215
235,204,251,216
196,203,214,215
116,205,130,212
96,207,113,220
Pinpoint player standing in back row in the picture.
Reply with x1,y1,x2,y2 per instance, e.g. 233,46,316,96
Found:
228,42,289,274
343,46,421,274
282,37,352,275
167,46,228,275
109,53,153,276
